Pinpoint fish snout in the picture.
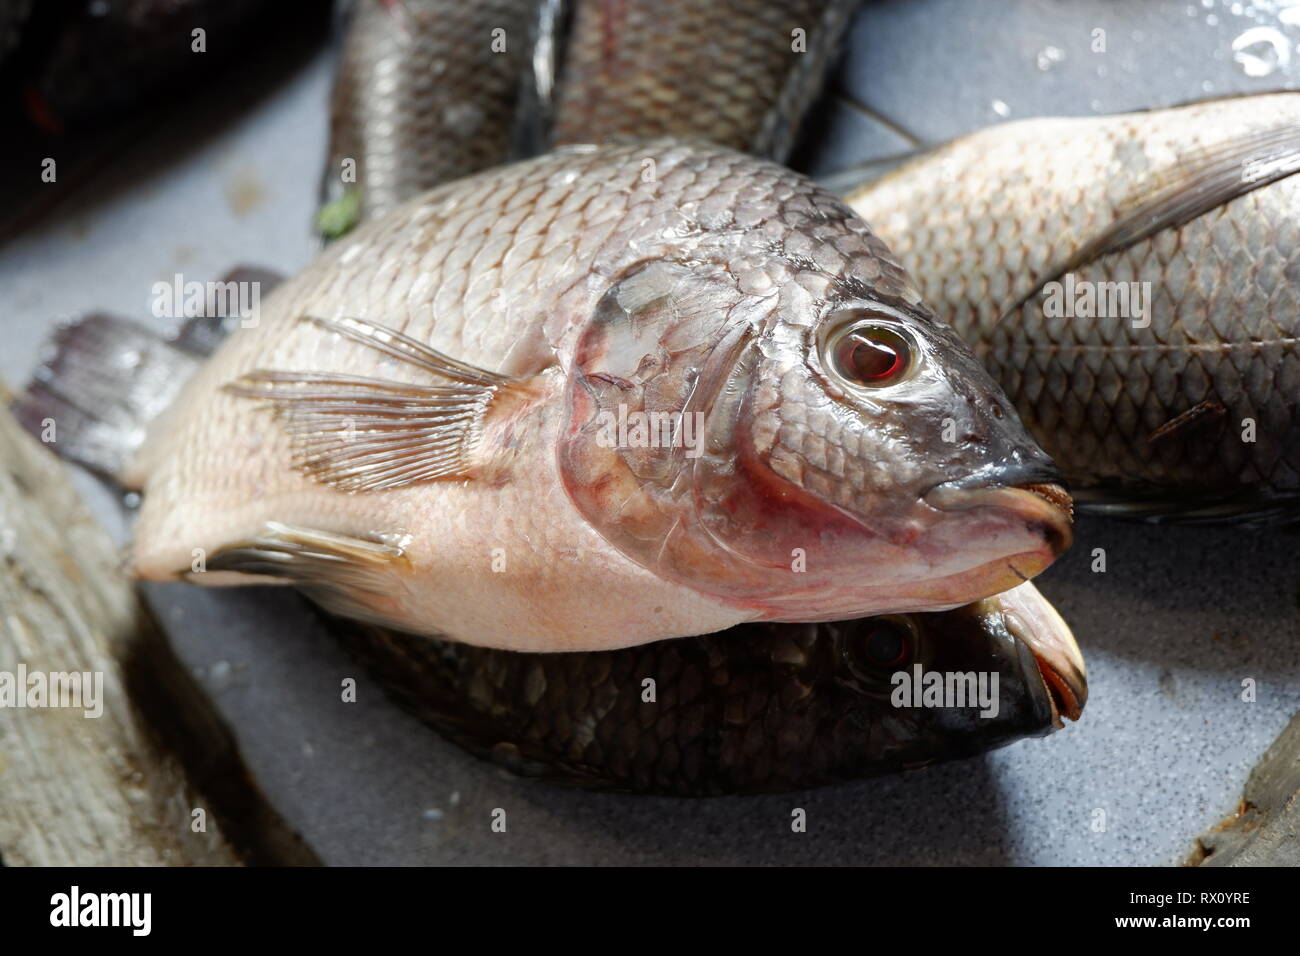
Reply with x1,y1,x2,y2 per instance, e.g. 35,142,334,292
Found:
998,582,1087,726
923,457,1075,559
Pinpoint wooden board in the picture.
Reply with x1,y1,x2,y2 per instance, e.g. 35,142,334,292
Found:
0,394,314,865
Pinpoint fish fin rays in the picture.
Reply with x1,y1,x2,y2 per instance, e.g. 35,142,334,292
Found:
226,315,519,492
1074,123,1300,264
200,521,412,624
1000,122,1300,321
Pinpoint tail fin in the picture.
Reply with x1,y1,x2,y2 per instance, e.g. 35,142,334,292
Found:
12,314,201,484
11,266,285,484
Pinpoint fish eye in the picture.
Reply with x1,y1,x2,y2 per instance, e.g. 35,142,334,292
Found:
840,615,920,686
824,320,914,389
862,621,910,667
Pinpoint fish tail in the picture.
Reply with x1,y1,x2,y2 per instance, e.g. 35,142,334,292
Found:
12,313,201,485
12,267,283,485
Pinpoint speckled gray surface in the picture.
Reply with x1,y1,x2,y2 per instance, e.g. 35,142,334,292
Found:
2,0,1298,865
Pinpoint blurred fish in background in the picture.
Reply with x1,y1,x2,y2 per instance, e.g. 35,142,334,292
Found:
318,0,557,238
551,0,858,161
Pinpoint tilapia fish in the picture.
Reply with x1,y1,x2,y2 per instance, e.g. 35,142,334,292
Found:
332,581,1086,795
844,95,1300,521
71,141,1070,652
321,0,547,235
552,0,858,162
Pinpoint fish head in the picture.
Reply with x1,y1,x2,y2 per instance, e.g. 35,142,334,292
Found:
559,168,1070,619
769,581,1086,786
708,289,1075,619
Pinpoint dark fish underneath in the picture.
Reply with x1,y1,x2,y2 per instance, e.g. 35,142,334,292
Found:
844,94,1300,523
551,0,858,162
320,0,547,237
328,582,1086,796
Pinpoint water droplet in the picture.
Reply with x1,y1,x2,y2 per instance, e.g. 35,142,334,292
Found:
991,99,1011,118
1232,26,1291,76
1206,12,1220,25
1035,45,1066,71
1089,98,1104,112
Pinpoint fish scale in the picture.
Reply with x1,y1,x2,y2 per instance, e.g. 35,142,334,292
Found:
847,94,1300,518
325,582,1082,795
323,0,544,228
552,0,858,161
16,140,1072,651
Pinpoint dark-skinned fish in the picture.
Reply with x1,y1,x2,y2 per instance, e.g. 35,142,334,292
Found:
332,580,1086,795
319,0,552,237
552,0,857,162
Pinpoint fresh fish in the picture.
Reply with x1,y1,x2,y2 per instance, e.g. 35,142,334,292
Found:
551,0,857,162
331,580,1086,795
16,282,1085,797
843,95,1300,521
26,141,1072,651
320,0,549,237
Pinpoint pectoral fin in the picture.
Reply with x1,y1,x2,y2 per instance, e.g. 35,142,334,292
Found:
226,315,520,492
1004,122,1300,320
1076,123,1300,259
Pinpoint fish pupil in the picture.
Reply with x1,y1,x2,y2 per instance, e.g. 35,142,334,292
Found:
834,327,908,385
864,625,907,666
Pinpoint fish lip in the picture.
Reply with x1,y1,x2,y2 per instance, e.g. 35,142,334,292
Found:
923,465,1075,559
996,582,1087,727
928,458,1066,493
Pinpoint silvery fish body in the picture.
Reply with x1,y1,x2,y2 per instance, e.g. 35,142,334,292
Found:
845,94,1300,521
124,141,1071,651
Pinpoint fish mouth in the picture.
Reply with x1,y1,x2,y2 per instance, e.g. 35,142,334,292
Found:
996,582,1087,726
923,464,1075,559
1018,481,1074,519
